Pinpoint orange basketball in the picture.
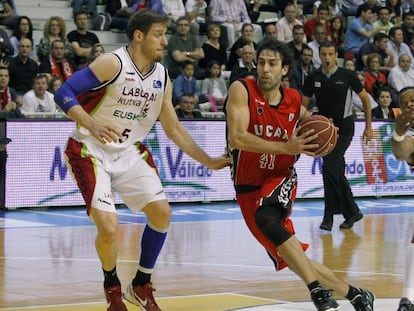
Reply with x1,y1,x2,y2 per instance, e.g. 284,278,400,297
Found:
298,115,337,157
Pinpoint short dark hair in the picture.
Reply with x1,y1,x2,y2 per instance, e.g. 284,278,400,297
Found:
241,23,254,32
403,10,414,19
318,41,337,53
389,26,403,39
51,39,64,49
356,3,372,17
317,3,330,13
377,6,390,14
33,74,48,85
373,32,388,42
377,86,393,97
73,10,88,22
181,61,195,69
127,8,170,40
256,40,293,68
302,46,313,55
292,24,304,32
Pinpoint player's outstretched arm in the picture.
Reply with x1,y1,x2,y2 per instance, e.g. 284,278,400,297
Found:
227,81,318,155
159,79,230,170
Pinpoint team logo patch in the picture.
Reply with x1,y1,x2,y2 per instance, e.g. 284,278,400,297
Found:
63,96,73,104
315,82,321,88
257,107,264,114
153,80,162,88
288,113,294,121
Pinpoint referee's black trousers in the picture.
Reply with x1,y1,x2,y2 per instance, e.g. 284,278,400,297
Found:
322,116,361,222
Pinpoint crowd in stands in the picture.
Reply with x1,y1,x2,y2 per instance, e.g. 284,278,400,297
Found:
1,0,414,121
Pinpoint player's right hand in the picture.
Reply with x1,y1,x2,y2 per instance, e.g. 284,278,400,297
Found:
90,122,122,144
206,155,232,170
286,127,319,156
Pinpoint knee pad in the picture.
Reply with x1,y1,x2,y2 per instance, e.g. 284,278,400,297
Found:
255,205,292,246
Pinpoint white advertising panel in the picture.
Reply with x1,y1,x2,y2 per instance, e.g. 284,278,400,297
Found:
4,120,413,209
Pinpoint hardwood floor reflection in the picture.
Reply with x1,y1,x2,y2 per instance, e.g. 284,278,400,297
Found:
0,210,412,309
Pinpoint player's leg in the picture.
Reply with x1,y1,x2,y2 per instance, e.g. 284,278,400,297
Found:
88,172,127,311
310,260,375,311
397,232,414,311
123,199,170,311
246,175,339,310
90,208,127,311
65,138,127,311
405,232,414,299
115,145,170,311
254,205,339,311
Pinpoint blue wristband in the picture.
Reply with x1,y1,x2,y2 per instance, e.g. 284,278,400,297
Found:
54,67,102,113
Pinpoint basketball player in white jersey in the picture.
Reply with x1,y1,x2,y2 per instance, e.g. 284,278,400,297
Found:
391,87,414,311
54,9,230,311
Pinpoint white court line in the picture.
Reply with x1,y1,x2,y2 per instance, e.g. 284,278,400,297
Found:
0,256,404,277
227,298,401,311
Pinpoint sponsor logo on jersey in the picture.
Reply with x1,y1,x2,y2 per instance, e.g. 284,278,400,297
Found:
254,124,287,138
153,80,162,88
255,98,265,105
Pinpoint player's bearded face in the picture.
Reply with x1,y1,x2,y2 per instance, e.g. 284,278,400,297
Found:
144,25,167,62
257,51,288,91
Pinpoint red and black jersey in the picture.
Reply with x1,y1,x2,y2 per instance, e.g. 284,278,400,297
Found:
229,78,302,193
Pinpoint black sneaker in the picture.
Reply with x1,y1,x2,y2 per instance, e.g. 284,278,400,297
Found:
350,288,375,311
397,297,414,311
311,287,340,311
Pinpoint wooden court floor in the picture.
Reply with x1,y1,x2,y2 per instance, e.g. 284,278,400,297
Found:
0,198,413,311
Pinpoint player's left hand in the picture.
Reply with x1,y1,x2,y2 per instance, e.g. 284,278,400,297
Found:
207,155,232,170
362,127,373,144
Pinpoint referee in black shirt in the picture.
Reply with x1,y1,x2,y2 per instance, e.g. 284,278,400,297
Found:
302,41,373,231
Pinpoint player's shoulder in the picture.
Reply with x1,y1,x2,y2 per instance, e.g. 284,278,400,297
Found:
283,87,301,97
282,87,302,103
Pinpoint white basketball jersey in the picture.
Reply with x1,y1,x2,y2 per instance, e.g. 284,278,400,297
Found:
71,47,168,152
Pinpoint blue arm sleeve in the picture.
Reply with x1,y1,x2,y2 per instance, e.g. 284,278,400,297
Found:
54,67,102,113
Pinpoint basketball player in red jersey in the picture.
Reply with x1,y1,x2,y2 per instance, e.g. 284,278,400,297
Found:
225,40,375,311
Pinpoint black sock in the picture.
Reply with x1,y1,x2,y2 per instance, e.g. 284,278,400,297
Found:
132,270,151,287
307,280,321,292
346,285,360,300
103,266,121,288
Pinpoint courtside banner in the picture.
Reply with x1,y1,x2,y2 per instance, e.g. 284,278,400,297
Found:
296,121,414,197
4,120,233,208
4,120,414,209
